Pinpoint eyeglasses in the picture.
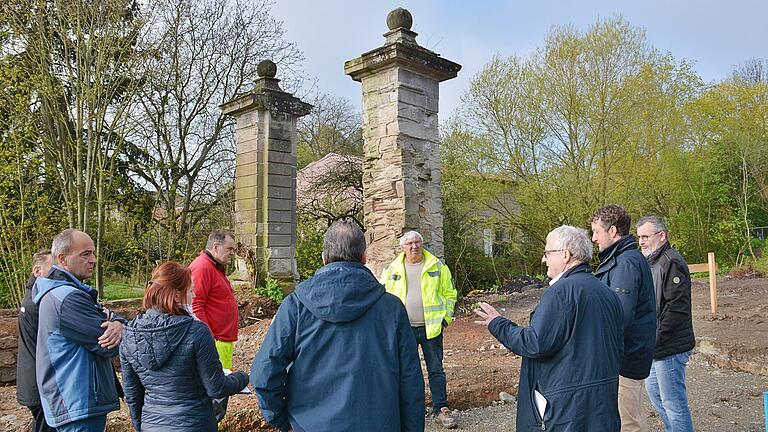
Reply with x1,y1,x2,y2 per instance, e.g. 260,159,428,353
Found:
638,231,661,241
543,249,566,257
403,241,422,248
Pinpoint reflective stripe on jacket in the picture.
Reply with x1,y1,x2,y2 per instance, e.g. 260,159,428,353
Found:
380,250,457,339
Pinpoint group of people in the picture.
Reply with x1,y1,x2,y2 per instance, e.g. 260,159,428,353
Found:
15,203,695,432
16,229,247,431
474,205,695,431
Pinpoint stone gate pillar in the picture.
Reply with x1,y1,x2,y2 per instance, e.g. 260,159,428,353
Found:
344,8,461,275
221,60,311,285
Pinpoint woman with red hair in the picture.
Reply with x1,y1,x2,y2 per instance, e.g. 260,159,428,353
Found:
119,262,248,431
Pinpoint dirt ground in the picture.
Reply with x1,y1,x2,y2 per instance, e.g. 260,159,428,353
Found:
2,276,767,431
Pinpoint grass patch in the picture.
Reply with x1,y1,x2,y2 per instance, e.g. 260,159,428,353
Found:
102,282,145,301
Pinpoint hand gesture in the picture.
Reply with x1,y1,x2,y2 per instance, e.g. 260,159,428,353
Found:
473,302,501,326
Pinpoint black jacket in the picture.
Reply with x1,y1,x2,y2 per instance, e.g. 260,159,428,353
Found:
489,264,623,431
595,235,656,380
120,308,248,432
16,276,40,406
646,242,695,358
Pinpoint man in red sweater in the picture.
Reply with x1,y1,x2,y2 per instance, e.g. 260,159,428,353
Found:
189,230,239,369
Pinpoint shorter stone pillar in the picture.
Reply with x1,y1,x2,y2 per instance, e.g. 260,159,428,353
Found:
221,60,311,285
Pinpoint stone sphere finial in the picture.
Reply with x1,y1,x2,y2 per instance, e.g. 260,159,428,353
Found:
257,60,277,78
386,8,413,31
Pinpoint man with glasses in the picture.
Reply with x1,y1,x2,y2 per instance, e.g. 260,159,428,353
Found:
475,225,623,431
380,231,458,429
637,215,694,432
590,205,656,432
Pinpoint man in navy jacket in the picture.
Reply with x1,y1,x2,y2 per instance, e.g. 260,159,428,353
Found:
591,205,656,432
475,225,624,431
251,219,425,432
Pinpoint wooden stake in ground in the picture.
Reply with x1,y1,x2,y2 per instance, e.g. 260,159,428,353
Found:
689,252,718,316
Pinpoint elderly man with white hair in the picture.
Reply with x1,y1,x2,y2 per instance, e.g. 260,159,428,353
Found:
475,225,624,431
380,230,458,429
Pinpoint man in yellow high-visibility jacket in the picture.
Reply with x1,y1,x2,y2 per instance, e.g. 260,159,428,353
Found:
380,231,458,429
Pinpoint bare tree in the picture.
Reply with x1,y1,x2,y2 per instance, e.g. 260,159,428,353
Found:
297,93,362,168
734,58,768,84
125,0,303,259
297,154,363,228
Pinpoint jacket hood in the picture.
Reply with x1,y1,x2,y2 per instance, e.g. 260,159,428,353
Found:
32,266,97,305
294,261,385,323
121,308,194,370
32,278,79,305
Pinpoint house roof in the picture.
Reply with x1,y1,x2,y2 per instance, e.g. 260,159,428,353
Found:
296,153,362,208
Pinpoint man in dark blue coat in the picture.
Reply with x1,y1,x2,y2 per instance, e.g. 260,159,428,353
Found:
475,225,624,431
591,204,656,432
250,219,425,432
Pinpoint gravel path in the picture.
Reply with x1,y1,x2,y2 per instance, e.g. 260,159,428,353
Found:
425,352,768,431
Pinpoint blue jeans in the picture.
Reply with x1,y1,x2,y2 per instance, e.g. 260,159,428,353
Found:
645,351,694,432
55,415,107,432
412,326,447,414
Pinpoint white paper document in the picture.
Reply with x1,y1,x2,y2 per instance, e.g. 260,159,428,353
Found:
223,368,251,394
534,390,547,419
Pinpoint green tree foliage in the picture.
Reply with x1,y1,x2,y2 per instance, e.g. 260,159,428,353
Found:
296,214,325,280
5,0,147,293
682,66,768,262
0,54,62,306
443,16,751,284
0,0,303,303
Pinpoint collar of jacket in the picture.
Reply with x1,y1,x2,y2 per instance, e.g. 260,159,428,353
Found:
317,260,372,275
142,307,193,321
395,248,439,270
25,275,36,292
48,265,98,301
597,235,639,268
646,241,671,265
202,250,227,274
559,262,592,281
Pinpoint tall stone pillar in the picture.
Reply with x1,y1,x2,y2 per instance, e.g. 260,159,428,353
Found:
344,8,461,275
221,60,311,285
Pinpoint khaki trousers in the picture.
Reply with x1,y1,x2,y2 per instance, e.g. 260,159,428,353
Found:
619,376,647,432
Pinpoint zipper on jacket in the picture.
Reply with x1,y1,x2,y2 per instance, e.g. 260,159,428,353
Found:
93,367,99,403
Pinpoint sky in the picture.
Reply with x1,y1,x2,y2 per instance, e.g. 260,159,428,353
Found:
271,0,768,117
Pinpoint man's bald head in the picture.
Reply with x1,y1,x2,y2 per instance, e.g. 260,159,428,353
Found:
51,229,96,281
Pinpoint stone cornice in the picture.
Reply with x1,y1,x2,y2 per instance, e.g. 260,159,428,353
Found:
345,41,461,83
221,81,312,117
